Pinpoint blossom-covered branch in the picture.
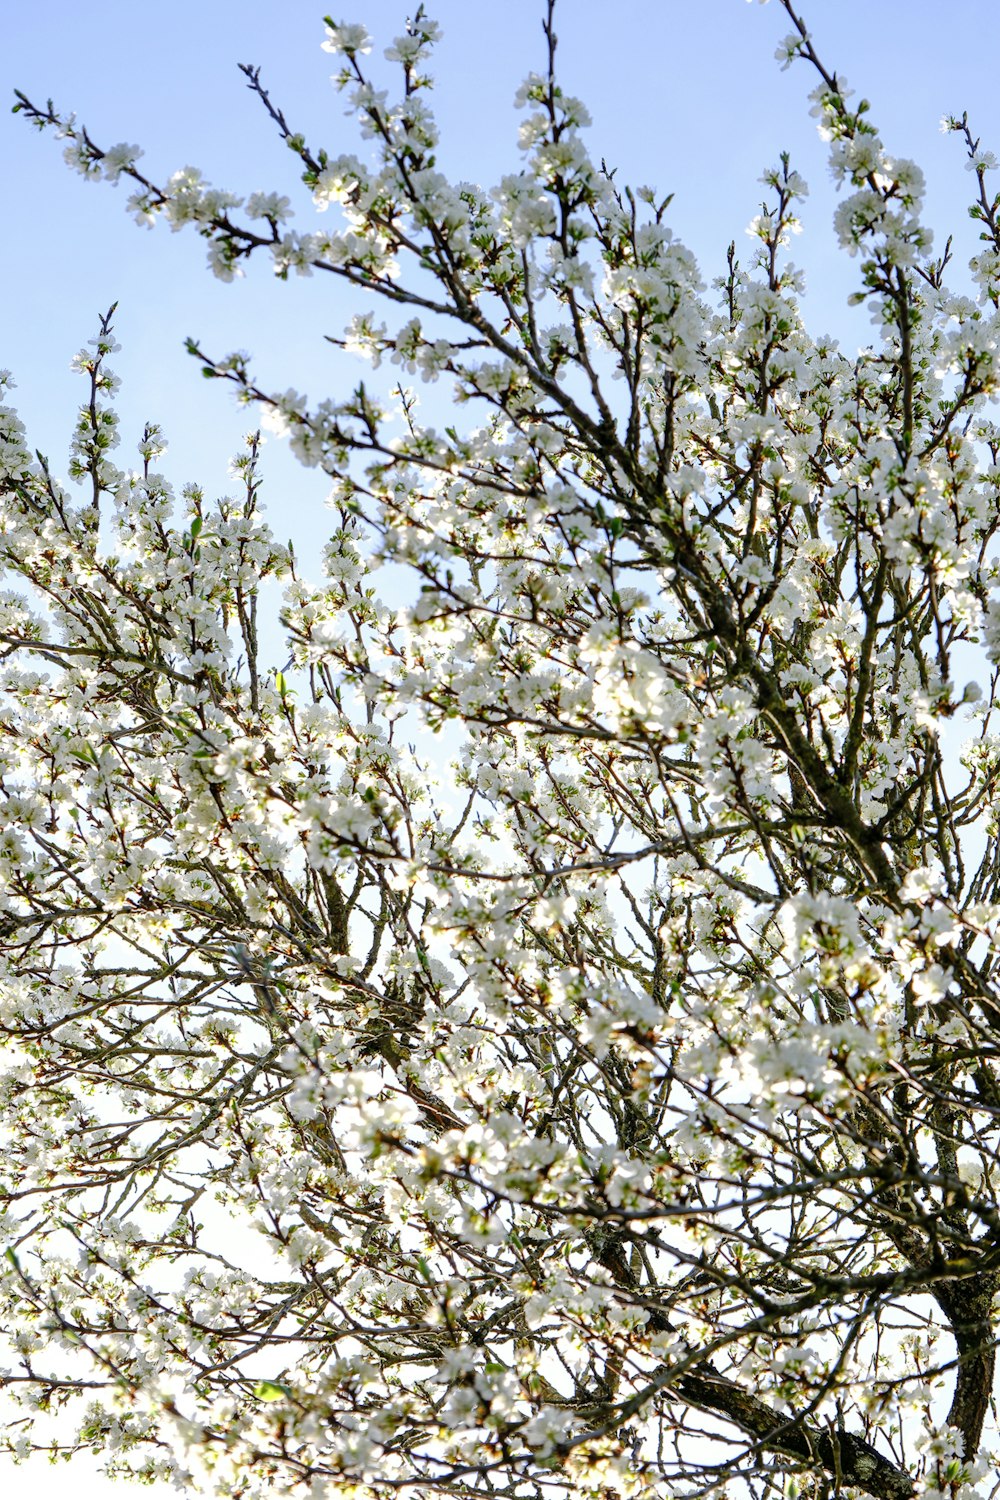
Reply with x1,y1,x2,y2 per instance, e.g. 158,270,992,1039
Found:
6,3,1000,1499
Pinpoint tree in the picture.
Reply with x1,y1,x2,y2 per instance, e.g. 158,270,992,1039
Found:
4,2,1000,1496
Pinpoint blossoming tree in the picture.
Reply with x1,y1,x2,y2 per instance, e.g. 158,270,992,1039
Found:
5,2,1000,1497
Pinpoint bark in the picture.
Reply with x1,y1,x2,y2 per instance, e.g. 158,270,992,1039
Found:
937,1279,997,1459
677,1362,915,1500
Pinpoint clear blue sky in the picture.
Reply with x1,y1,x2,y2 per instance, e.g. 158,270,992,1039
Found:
3,2,1000,1494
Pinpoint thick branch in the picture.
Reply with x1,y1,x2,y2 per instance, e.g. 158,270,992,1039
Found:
677,1363,915,1500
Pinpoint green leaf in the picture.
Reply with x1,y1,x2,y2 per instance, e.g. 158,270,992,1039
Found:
189,516,203,539
253,1380,291,1402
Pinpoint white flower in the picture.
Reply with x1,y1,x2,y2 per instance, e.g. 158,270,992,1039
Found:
100,142,143,183
321,21,371,57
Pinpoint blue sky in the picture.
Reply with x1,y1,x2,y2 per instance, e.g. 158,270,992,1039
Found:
5,1,1000,554
4,2,1000,1495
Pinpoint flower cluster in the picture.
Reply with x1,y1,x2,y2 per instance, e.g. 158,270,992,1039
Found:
7,6,1000,1500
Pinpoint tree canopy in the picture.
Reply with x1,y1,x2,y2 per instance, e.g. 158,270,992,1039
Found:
5,4,1000,1499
